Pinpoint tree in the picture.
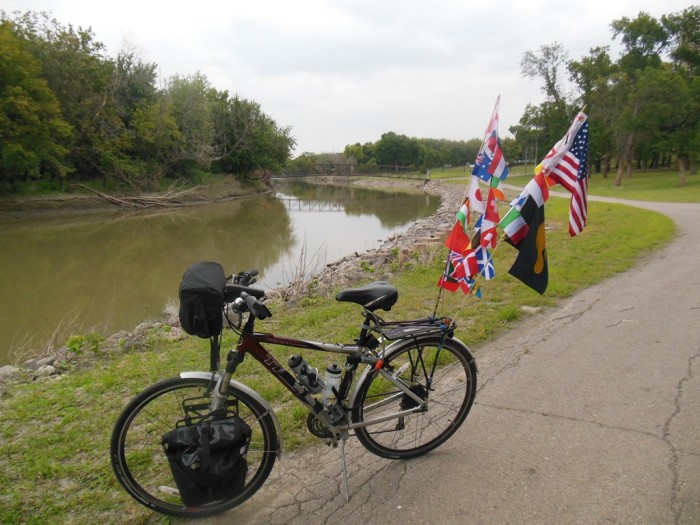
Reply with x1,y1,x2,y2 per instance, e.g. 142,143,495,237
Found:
0,20,71,189
568,46,617,176
10,12,125,182
344,142,376,165
374,132,420,167
500,136,521,165
211,92,295,176
662,6,700,78
662,6,700,175
128,95,183,186
516,42,577,163
521,42,571,121
610,11,674,185
164,72,215,174
111,47,158,128
611,12,667,73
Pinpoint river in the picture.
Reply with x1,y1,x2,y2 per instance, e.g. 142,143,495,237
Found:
0,179,439,365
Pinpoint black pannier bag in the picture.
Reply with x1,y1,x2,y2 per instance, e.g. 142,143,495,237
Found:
179,262,227,339
162,415,252,506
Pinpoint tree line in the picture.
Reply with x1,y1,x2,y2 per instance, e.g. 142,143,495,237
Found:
2,7,698,195
513,6,699,186
0,11,295,193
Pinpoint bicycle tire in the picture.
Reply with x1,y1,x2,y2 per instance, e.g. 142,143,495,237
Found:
351,335,477,460
111,376,278,518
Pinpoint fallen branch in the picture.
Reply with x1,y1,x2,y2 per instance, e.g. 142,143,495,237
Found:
74,183,201,208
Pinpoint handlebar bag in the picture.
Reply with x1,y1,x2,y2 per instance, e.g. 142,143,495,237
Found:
179,262,226,338
162,415,252,506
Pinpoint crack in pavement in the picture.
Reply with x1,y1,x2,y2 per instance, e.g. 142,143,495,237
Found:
475,401,662,441
663,345,700,525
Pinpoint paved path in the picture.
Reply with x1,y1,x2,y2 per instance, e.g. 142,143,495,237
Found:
186,196,700,525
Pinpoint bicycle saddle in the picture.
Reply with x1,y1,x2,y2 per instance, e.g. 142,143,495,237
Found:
335,281,398,311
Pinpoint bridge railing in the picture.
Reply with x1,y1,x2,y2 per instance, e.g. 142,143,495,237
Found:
280,163,426,179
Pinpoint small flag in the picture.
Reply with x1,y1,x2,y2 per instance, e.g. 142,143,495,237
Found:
499,194,529,246
444,220,471,254
479,187,500,250
475,246,495,280
465,175,486,218
437,250,479,294
507,201,548,294
522,170,549,207
472,96,509,183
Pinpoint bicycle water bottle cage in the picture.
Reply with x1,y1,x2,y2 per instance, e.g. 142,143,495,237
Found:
335,282,398,312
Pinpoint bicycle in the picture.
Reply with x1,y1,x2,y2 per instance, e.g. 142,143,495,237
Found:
110,265,478,519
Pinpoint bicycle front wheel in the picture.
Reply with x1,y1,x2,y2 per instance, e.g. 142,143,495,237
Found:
352,336,477,460
111,376,278,518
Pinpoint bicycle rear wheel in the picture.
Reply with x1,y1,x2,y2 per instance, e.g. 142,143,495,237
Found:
111,376,278,518
352,336,477,460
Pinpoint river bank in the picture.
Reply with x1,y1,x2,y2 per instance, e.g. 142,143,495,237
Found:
0,176,271,220
0,176,463,384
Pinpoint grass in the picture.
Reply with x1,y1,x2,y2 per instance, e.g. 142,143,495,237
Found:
433,164,700,203
586,169,700,202
0,186,677,524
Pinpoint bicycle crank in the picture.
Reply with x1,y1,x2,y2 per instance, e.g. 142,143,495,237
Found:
306,413,334,439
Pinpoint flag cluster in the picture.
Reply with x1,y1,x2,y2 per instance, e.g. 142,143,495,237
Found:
439,96,508,295
438,106,590,297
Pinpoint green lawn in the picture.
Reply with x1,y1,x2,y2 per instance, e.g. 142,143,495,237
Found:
587,169,700,202
432,165,700,203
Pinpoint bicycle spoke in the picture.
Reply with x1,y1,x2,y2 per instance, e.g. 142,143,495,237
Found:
353,337,476,459
112,377,278,518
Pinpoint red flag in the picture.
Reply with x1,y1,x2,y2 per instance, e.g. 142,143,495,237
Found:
444,221,470,254
479,188,500,250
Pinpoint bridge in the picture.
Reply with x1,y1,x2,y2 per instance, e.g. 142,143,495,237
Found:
277,196,346,212
280,163,426,179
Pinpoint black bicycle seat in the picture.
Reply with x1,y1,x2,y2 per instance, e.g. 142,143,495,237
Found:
335,281,398,311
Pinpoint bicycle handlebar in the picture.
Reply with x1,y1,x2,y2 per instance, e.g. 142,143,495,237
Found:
233,269,258,286
240,292,272,320
224,268,271,320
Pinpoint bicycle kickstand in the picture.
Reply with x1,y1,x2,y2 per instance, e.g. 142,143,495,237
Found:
338,431,350,502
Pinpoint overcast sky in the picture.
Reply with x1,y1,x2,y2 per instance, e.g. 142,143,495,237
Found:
2,0,694,155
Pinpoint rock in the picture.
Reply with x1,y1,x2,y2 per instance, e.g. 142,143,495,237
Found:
23,356,56,370
0,365,19,380
135,322,156,332
35,365,57,377
521,305,543,314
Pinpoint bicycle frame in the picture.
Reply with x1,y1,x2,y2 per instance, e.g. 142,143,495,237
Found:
205,324,434,448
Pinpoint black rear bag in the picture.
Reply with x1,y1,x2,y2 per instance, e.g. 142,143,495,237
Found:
162,415,252,506
179,262,226,339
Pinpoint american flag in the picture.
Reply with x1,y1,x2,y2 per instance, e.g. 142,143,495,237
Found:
548,120,589,194
540,113,590,237
567,121,589,236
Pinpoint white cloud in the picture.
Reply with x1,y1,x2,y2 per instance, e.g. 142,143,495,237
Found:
2,0,694,154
